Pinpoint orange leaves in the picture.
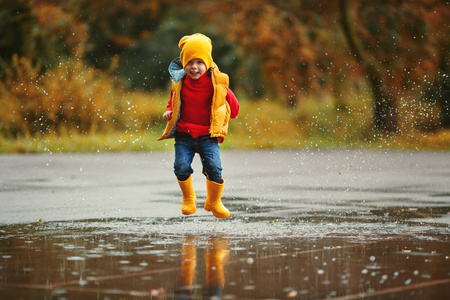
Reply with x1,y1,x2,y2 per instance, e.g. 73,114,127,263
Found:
203,0,319,102
111,35,136,47
31,2,89,56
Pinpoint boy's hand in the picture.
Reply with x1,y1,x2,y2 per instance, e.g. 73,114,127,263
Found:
163,111,173,122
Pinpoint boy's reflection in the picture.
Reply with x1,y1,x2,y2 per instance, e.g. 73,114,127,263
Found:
175,236,230,299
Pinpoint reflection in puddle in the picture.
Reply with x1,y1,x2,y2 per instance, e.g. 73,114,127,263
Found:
176,236,230,298
0,218,449,299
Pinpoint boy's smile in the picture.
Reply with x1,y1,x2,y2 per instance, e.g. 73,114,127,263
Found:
184,59,207,80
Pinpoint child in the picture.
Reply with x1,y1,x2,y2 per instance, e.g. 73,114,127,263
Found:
158,33,239,218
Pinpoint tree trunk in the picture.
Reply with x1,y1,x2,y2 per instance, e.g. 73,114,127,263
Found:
338,0,398,132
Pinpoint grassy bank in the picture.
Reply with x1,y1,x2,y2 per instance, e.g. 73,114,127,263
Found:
1,96,449,153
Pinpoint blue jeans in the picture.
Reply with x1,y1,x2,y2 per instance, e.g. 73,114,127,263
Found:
174,133,222,183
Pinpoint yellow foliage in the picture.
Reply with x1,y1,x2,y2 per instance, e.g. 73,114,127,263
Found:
0,54,164,138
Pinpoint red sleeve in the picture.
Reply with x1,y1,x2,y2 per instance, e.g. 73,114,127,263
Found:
166,90,173,111
226,89,239,118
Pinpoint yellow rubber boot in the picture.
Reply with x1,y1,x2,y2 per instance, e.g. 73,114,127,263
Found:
178,176,197,215
205,179,230,218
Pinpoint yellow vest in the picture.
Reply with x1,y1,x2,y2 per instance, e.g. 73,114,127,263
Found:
158,64,231,143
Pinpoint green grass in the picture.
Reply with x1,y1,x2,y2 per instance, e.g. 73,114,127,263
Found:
0,130,172,153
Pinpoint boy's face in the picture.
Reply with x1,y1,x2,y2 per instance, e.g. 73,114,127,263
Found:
184,59,207,80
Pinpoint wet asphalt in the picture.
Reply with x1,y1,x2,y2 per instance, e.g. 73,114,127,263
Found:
0,150,449,299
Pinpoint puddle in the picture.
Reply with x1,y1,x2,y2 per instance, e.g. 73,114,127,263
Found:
0,217,449,299
1,151,449,298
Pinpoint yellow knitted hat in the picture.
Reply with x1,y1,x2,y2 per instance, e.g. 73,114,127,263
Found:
178,33,213,70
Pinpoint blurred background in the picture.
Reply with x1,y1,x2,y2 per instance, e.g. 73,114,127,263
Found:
0,0,449,152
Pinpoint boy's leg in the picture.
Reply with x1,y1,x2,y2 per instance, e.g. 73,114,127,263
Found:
198,136,222,183
174,134,197,215
174,133,196,181
198,136,230,218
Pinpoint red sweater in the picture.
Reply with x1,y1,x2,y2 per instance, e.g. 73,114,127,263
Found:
166,72,239,138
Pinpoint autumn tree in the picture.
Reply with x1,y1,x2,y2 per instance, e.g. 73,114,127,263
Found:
190,0,449,132
339,0,450,132
338,0,398,132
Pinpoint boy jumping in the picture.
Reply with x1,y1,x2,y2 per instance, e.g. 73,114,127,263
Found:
159,33,239,218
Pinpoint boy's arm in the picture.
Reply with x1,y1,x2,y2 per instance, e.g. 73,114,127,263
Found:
226,89,239,118
163,90,174,122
